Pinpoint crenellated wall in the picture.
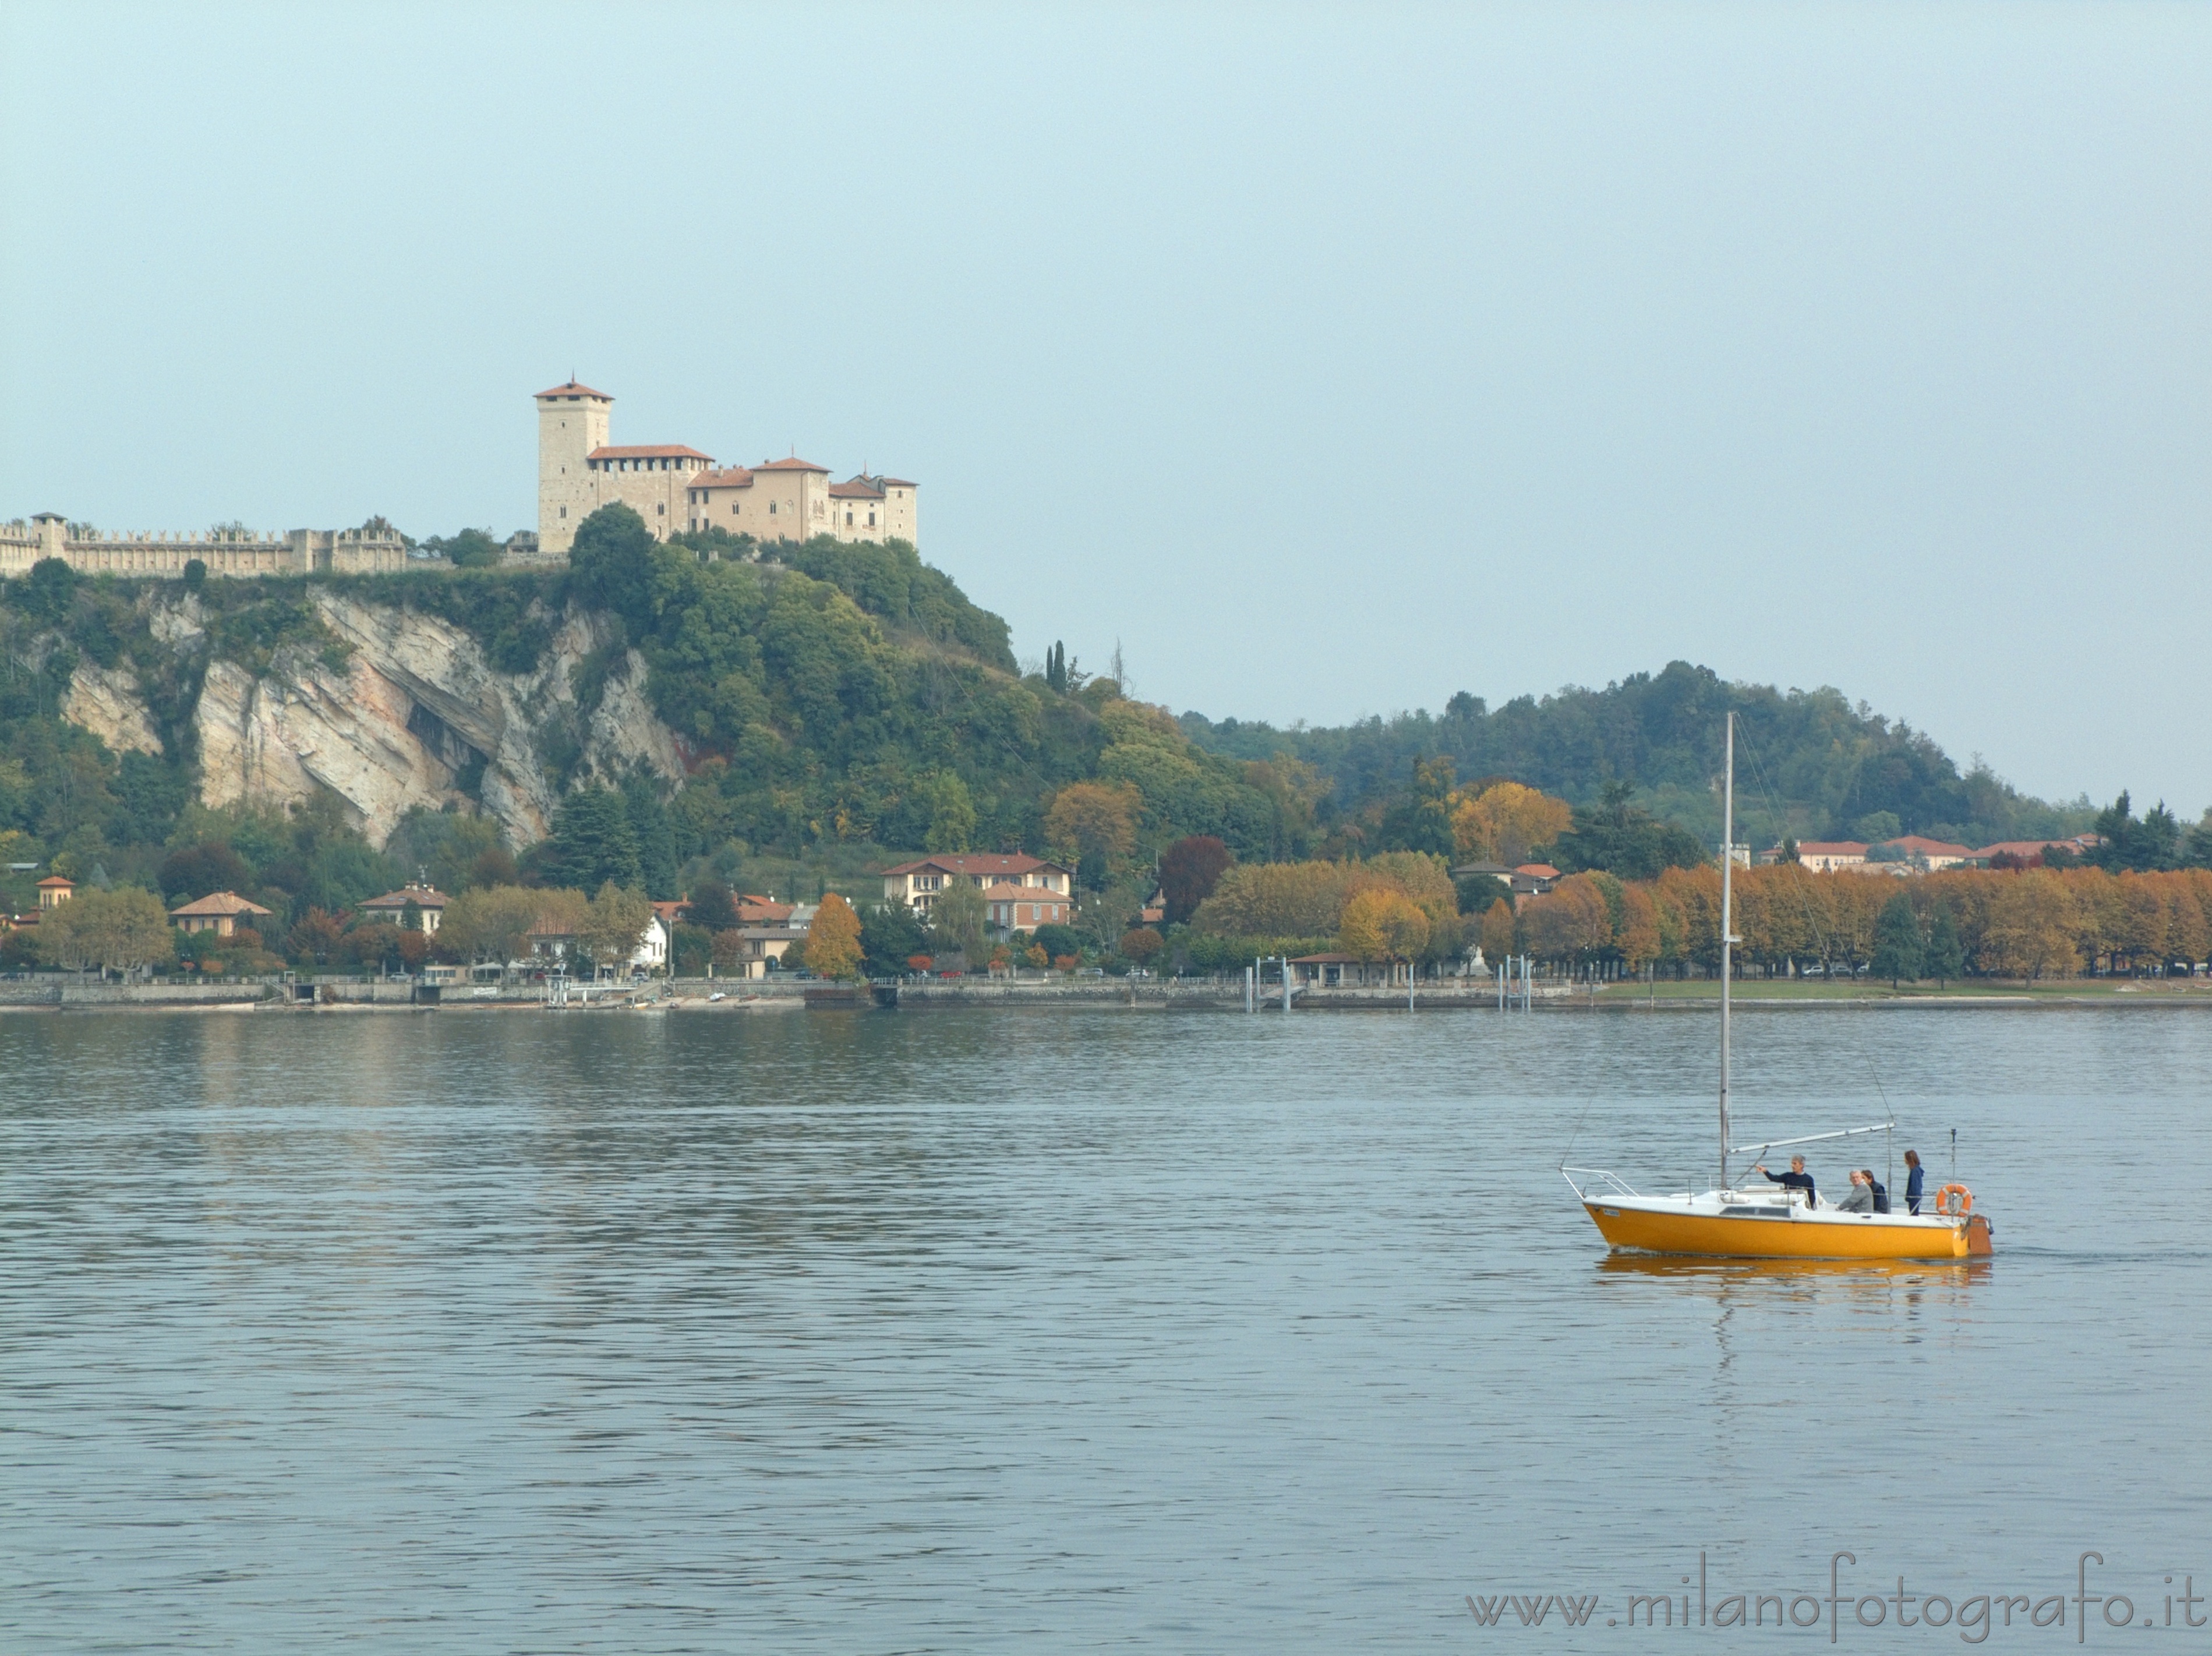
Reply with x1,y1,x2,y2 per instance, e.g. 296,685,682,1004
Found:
0,515,406,580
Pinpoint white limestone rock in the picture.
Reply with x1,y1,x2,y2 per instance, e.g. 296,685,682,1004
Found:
62,660,164,758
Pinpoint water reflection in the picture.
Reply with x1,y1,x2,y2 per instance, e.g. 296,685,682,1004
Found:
1,1007,2206,1653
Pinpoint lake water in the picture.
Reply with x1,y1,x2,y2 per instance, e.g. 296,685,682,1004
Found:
3,1003,2208,1651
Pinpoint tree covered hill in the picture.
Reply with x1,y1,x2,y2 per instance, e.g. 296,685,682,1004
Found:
0,507,2124,945
1181,661,2095,852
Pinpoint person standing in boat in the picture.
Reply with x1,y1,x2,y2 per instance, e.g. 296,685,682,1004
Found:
1750,1155,1817,1209
1903,1149,1925,1215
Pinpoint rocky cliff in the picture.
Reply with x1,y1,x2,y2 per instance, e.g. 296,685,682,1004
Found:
62,588,687,848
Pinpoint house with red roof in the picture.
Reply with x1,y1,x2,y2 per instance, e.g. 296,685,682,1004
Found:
169,891,273,938
358,880,451,933
881,854,1073,921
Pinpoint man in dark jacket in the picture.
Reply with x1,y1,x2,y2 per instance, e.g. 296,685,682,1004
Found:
1751,1155,1817,1209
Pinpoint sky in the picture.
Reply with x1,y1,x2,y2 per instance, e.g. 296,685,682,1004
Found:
3,2,2206,816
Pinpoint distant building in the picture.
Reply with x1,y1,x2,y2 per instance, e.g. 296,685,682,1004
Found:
983,882,1072,931
881,854,1073,917
169,891,274,937
37,875,74,911
1778,841,1869,874
1879,835,1976,871
358,880,450,933
534,380,917,558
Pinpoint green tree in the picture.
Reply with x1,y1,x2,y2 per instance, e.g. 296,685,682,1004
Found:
1871,891,1925,986
1925,901,1964,986
687,877,739,931
182,558,207,592
20,558,77,624
929,877,989,967
921,769,977,852
438,884,543,975
34,887,175,973
551,787,642,891
567,504,662,633
578,881,653,978
620,772,680,897
1550,782,1712,880
859,900,927,978
1379,755,1456,855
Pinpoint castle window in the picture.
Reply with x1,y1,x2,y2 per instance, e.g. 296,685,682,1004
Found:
559,507,567,519
657,503,665,515
868,511,876,526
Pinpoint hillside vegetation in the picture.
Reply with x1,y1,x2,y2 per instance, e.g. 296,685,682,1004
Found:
1182,663,2095,851
3,503,2195,978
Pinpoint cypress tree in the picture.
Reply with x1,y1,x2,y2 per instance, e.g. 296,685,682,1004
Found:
1871,891,1925,987
1925,901,1964,987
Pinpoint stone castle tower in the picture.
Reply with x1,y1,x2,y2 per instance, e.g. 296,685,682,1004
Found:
535,381,613,557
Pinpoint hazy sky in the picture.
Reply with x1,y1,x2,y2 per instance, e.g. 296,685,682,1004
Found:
3,3,2206,815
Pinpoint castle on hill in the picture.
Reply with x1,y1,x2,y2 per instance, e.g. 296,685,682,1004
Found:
534,380,917,558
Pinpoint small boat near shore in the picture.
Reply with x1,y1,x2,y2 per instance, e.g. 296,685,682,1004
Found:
1563,713,1995,1263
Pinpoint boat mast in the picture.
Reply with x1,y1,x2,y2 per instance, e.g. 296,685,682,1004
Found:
1719,711,1734,1191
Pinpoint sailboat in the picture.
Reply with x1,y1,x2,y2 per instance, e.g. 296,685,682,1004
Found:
1562,713,1995,1261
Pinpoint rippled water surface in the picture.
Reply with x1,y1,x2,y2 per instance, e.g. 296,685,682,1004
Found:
4,1004,2209,1651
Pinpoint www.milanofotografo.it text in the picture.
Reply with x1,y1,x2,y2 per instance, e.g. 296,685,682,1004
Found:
1466,1554,2203,1641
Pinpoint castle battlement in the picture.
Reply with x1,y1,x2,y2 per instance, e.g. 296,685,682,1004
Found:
0,514,407,580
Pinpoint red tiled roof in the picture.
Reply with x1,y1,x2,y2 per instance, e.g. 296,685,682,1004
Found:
828,478,884,499
882,854,1067,878
1884,835,1975,858
693,467,754,489
734,898,794,922
1971,839,2085,860
169,891,273,918
1291,953,1361,964
755,457,829,472
1515,863,1562,880
36,875,73,889
983,882,1065,901
1790,842,1869,858
589,444,713,462
361,884,450,910
877,477,916,489
535,380,613,401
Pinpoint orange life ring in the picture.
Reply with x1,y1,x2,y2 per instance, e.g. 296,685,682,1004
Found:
1935,1183,1973,1215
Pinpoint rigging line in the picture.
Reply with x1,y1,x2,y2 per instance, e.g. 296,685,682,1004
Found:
1738,719,1905,1134
1556,1088,1599,1172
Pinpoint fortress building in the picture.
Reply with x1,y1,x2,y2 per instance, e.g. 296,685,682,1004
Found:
0,514,405,580
535,380,916,558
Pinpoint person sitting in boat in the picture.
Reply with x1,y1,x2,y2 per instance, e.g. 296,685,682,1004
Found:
1750,1155,1817,1209
1903,1150,1924,1215
1836,1170,1874,1213
1864,1169,1889,1213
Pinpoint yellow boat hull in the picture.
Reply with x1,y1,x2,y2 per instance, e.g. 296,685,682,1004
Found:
1584,1202,1991,1261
